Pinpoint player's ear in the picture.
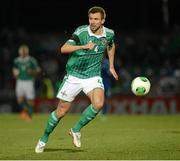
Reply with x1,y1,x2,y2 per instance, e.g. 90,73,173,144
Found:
101,19,105,25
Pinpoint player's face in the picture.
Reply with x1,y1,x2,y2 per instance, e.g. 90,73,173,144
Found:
19,48,29,58
89,12,105,33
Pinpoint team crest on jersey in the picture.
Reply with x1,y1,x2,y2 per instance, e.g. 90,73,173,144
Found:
100,38,108,46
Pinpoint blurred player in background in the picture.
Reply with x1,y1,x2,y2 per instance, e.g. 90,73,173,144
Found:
101,57,111,115
12,44,41,122
35,6,118,153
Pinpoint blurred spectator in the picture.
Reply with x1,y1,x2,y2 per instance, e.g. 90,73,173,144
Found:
101,57,111,114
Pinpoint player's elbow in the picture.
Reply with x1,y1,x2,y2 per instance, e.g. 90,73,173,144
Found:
60,43,72,54
60,45,66,54
56,44,65,54
60,44,71,54
56,45,63,54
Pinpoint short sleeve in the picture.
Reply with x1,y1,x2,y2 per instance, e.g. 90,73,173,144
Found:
66,27,81,45
108,31,115,49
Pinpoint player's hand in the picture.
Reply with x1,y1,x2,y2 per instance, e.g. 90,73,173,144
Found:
27,69,34,75
27,69,38,76
28,67,41,76
110,67,118,80
13,68,19,77
82,42,96,50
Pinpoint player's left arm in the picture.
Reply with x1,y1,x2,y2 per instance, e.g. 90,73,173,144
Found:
12,59,20,78
107,43,118,80
28,67,41,76
28,58,41,76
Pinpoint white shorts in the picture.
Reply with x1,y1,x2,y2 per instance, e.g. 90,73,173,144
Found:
56,75,104,102
16,80,35,100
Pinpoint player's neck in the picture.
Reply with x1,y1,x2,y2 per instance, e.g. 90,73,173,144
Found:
93,26,103,35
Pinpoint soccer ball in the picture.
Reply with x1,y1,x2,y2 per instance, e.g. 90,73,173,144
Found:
131,76,151,96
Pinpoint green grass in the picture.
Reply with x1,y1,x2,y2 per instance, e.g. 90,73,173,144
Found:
0,113,180,160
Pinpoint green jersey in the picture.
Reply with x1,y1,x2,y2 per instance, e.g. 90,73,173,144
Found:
66,25,115,79
13,56,40,80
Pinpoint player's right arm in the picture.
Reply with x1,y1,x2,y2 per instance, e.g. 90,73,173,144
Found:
12,59,19,78
60,33,95,54
12,67,19,78
61,42,95,54
27,57,41,76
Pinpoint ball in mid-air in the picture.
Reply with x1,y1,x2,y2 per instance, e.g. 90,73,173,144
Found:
131,76,151,96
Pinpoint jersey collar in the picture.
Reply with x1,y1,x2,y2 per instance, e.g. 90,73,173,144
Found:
88,26,106,38
19,56,30,61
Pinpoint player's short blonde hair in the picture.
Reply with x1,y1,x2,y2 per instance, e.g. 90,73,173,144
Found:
18,44,29,54
88,6,106,20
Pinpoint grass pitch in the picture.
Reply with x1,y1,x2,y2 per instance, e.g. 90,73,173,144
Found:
0,113,180,160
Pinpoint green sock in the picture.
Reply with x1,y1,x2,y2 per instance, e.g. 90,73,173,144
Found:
18,102,26,111
25,102,33,117
72,104,99,132
40,111,60,143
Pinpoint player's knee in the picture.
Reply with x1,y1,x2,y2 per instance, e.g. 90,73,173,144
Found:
56,101,70,118
56,108,67,118
93,100,104,110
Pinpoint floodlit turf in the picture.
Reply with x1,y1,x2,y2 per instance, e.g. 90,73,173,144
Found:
0,113,180,160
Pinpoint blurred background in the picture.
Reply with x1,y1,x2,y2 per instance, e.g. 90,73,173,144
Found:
0,0,180,114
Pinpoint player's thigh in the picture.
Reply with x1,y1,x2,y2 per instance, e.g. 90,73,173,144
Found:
24,81,35,100
16,80,25,99
87,88,104,109
83,76,105,109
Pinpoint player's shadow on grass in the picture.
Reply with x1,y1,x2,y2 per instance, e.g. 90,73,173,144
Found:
163,130,180,134
45,148,85,153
